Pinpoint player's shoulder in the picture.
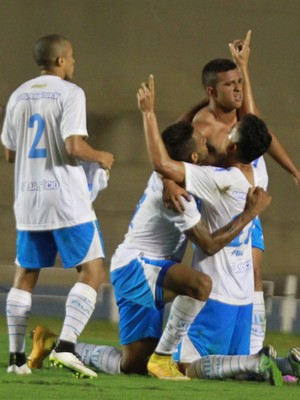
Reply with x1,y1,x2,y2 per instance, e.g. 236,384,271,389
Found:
147,171,163,192
201,165,240,183
192,108,223,137
13,75,82,93
193,106,213,125
56,78,84,93
186,163,220,182
10,77,37,95
48,78,85,103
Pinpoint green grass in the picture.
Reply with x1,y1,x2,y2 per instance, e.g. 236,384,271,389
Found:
0,316,299,400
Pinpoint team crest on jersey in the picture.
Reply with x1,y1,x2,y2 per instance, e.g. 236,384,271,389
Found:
218,185,231,194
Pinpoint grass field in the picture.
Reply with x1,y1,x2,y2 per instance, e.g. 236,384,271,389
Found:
0,316,299,400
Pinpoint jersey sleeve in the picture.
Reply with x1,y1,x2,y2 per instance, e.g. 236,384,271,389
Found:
252,156,268,189
61,85,88,140
1,96,17,151
162,194,201,232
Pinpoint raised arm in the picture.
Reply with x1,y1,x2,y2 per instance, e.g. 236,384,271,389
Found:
137,74,185,184
186,186,272,255
229,30,258,117
230,31,300,187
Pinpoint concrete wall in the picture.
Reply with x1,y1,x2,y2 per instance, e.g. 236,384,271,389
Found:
0,0,299,296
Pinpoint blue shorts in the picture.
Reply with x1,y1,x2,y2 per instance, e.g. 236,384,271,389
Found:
117,298,164,345
111,256,175,310
173,299,252,363
252,217,264,251
16,220,105,269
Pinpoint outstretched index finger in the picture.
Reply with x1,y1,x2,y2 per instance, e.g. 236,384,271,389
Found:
244,30,251,48
149,74,154,97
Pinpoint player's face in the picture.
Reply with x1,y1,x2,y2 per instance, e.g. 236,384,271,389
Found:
62,41,75,80
213,69,243,111
193,129,208,164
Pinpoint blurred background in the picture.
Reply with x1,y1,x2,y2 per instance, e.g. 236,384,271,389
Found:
0,0,299,300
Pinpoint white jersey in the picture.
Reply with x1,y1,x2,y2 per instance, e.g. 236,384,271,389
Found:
185,160,268,305
110,172,201,271
252,156,268,188
1,75,96,230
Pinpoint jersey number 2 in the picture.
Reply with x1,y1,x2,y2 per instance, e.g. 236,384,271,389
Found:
28,113,46,158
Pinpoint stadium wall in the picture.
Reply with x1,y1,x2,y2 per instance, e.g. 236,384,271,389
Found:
0,1,299,298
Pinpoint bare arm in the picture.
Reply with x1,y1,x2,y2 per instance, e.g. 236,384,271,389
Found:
230,31,300,187
4,147,15,163
65,135,114,170
229,30,259,117
267,132,300,186
137,75,185,184
185,186,271,256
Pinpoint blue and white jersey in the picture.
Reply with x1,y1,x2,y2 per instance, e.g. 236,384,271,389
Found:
1,75,96,230
184,161,268,305
252,156,268,189
110,172,201,271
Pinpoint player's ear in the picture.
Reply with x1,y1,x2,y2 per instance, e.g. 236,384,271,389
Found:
190,152,199,164
56,55,64,67
206,86,215,97
227,142,237,153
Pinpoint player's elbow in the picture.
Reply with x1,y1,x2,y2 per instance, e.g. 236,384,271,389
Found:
202,247,215,256
153,160,182,182
201,241,219,256
65,136,84,158
153,159,169,175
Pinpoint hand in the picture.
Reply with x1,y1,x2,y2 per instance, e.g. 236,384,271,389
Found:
292,170,300,188
244,186,272,216
229,30,251,70
98,151,114,170
163,179,190,213
137,74,155,113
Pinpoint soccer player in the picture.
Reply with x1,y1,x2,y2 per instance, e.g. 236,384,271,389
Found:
158,42,300,378
136,74,280,382
173,31,300,355
1,34,114,378
28,120,271,380
185,347,300,384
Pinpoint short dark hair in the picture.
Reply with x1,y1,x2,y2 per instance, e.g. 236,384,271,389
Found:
236,114,272,163
202,58,237,89
161,121,196,162
33,34,69,68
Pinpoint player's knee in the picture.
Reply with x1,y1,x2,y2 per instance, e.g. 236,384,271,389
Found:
194,273,212,301
77,259,106,291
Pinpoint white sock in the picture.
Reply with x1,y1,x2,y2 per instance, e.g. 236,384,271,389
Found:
75,343,122,374
59,283,97,343
155,295,205,355
187,353,260,379
6,288,32,353
250,291,266,354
